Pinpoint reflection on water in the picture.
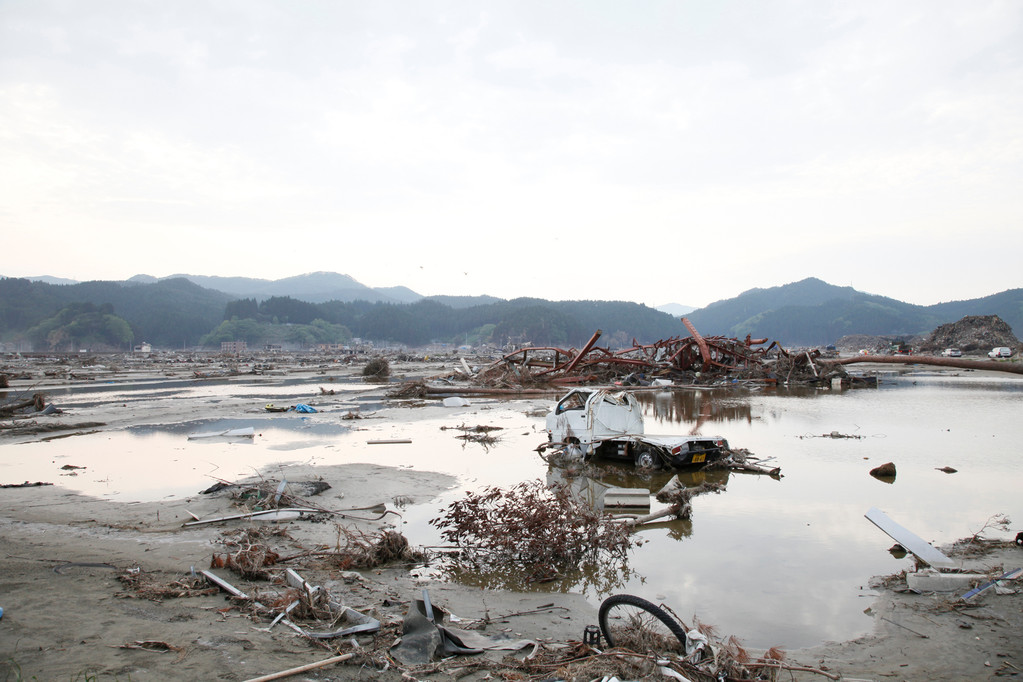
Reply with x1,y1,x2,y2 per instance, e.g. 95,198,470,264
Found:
3,371,1022,650
636,390,753,428
438,553,636,595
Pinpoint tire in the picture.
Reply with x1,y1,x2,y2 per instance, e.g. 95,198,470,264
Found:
633,446,661,469
598,594,688,652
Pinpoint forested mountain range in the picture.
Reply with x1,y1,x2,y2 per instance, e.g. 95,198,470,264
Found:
1,274,1019,351
686,278,1023,346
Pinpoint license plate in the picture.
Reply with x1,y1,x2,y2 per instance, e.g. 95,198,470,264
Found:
691,453,706,463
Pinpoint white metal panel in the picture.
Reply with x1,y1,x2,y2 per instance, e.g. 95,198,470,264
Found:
865,507,957,570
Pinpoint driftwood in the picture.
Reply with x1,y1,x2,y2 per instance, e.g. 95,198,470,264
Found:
624,503,682,527
242,653,355,682
0,393,46,415
822,355,1023,375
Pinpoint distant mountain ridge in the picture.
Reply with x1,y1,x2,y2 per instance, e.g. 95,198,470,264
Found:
36,272,505,307
685,277,1023,345
3,273,1021,348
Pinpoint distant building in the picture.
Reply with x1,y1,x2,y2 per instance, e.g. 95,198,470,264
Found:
221,341,248,353
317,343,357,354
263,344,282,352
133,342,152,353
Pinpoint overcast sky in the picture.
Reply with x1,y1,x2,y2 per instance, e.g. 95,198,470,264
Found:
2,1,1021,308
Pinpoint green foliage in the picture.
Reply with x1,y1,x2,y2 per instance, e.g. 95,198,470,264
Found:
199,317,351,349
224,298,259,320
467,323,497,345
0,277,230,349
259,296,321,324
200,318,265,346
26,302,134,351
492,305,576,346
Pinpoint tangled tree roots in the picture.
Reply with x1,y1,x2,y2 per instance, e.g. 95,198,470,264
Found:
211,527,288,579
331,526,427,569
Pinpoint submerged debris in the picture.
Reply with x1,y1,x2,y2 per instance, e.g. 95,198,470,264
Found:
653,481,726,520
440,423,504,449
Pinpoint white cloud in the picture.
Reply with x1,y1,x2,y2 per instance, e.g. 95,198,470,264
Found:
1,1,1020,304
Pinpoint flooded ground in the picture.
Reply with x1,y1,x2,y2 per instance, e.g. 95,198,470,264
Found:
2,366,1021,651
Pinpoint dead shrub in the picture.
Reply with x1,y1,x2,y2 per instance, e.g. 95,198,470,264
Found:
330,526,427,569
117,568,219,601
362,357,390,377
211,527,286,579
430,480,635,574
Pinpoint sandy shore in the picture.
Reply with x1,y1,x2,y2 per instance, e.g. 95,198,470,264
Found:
1,355,1021,680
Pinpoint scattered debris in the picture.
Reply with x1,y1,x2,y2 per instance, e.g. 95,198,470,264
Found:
801,430,865,440
649,478,727,521
199,478,331,500
906,569,985,593
390,593,535,665
441,423,503,449
187,426,256,439
700,447,782,477
115,640,183,653
391,319,870,394
0,392,48,416
117,567,220,601
960,567,1023,601
592,593,830,681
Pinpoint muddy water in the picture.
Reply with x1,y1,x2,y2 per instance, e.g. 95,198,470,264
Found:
2,368,1021,649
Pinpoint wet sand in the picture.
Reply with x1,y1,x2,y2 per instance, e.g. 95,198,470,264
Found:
1,354,1021,680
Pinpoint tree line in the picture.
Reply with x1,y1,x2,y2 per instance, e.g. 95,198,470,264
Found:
0,277,686,351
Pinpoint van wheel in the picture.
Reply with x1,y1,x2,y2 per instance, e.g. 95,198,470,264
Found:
634,447,661,469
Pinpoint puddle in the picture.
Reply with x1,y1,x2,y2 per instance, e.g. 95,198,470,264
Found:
2,373,1021,650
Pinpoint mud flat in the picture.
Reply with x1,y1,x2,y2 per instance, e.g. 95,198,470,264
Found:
1,354,1020,680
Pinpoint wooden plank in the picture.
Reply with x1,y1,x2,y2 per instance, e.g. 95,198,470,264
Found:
864,507,957,570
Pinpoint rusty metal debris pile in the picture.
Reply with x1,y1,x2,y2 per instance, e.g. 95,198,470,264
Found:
410,319,862,394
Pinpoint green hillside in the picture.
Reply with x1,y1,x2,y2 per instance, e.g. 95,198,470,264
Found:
2,275,1020,351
